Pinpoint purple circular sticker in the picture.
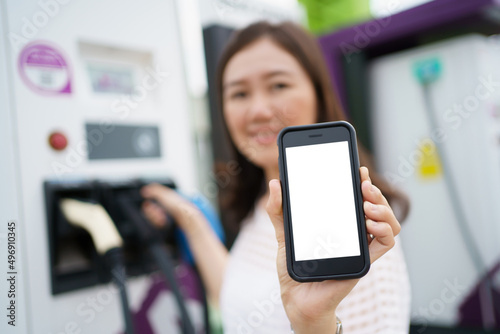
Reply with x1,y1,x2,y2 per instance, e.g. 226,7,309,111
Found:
18,42,72,95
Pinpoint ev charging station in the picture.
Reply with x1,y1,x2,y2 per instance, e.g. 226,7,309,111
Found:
320,0,500,329
0,0,214,333
369,34,500,328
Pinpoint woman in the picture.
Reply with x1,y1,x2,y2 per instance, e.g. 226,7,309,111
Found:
142,21,411,333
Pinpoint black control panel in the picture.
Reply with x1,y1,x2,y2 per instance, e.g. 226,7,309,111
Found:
86,123,161,160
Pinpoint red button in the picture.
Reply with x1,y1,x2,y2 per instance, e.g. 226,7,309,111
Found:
48,132,68,151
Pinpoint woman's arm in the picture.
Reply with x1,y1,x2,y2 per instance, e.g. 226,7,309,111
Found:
141,184,229,306
266,166,402,334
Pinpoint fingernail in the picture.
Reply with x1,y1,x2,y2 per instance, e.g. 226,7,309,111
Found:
370,184,376,193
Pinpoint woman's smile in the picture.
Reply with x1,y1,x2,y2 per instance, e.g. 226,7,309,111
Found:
249,127,279,145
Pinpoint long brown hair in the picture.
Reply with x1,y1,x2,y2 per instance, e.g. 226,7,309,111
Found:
215,21,409,234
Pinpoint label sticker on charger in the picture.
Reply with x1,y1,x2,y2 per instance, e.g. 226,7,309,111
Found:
18,42,72,95
417,139,442,179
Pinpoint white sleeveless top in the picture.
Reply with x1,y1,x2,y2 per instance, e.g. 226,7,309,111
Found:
219,206,411,333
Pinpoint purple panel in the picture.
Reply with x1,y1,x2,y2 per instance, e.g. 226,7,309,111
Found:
318,0,500,112
459,261,500,329
129,263,206,334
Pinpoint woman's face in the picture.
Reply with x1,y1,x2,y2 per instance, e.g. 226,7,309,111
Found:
222,37,317,171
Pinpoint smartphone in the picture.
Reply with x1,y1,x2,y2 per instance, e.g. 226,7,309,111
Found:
277,121,370,281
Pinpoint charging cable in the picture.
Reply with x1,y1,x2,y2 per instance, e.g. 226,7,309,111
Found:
60,199,135,334
116,193,196,334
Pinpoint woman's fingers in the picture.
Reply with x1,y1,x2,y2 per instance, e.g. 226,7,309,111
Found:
141,183,193,219
365,219,395,262
360,167,401,236
360,167,388,207
363,200,401,236
359,166,370,184
359,166,401,262
142,200,168,228
266,179,285,245
141,183,165,198
362,181,389,207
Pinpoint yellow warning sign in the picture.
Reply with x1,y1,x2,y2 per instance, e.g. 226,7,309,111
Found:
418,139,442,179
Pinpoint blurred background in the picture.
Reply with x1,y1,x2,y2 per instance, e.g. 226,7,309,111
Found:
1,0,499,333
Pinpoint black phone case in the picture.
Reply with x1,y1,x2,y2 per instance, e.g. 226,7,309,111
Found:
277,121,370,282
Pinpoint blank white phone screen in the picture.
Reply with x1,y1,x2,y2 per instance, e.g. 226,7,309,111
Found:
285,141,360,261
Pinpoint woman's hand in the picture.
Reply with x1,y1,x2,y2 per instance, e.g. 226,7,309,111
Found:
141,184,230,306
266,166,401,334
141,183,200,233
